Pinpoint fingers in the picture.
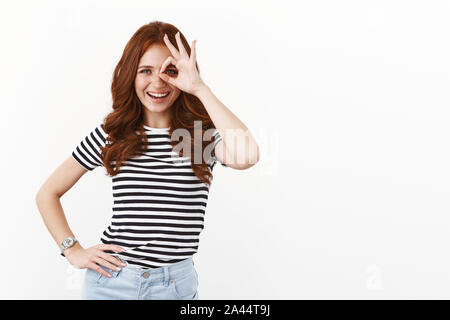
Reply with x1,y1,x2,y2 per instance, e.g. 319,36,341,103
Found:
85,244,127,278
93,256,120,273
160,56,177,74
175,31,187,57
98,251,126,269
163,33,180,59
87,262,111,278
189,40,196,64
96,244,125,253
159,56,177,85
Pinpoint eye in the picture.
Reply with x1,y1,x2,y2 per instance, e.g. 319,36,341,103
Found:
166,69,178,75
139,69,177,75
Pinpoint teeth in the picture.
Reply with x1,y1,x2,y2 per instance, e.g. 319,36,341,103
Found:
148,92,169,98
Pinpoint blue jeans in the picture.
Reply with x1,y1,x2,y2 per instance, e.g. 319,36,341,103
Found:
81,257,199,300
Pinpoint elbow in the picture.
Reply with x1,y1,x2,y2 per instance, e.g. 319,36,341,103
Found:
245,144,260,169
236,148,260,170
35,191,43,214
244,158,259,170
35,186,59,209
35,187,42,204
35,188,45,209
237,163,255,170
223,143,260,170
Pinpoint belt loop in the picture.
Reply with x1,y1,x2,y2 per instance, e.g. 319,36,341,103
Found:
163,266,169,287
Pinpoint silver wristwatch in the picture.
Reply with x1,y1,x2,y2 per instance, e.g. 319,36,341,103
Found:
60,237,78,257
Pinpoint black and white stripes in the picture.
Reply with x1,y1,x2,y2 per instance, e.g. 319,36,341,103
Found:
71,124,226,269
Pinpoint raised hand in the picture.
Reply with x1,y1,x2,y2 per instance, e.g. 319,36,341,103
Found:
159,32,206,96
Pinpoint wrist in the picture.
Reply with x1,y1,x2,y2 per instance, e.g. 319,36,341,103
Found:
193,82,210,98
63,242,83,258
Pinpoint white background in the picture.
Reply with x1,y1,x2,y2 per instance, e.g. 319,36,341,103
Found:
1,0,449,299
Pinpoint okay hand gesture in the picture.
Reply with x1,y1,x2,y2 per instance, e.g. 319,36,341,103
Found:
159,32,206,96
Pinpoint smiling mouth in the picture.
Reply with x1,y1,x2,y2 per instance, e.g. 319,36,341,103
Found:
147,92,170,98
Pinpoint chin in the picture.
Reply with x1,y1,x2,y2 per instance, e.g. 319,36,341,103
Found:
143,102,172,113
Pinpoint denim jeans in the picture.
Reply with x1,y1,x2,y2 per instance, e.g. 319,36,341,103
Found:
81,257,199,300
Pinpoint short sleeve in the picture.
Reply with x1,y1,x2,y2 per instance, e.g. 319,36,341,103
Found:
209,129,228,170
71,124,108,171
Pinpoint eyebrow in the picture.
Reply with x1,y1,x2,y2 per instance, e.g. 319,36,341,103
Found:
138,64,176,70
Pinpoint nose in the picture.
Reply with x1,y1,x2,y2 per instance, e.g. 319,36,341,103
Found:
150,70,167,84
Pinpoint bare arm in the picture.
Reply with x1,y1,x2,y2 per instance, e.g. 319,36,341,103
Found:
35,156,87,249
35,156,126,276
195,85,260,170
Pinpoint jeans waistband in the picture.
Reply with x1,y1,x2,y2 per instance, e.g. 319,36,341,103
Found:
114,256,194,283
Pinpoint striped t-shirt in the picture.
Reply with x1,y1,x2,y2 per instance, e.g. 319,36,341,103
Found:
71,123,227,269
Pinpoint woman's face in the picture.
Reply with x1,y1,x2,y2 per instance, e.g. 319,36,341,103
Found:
135,43,181,120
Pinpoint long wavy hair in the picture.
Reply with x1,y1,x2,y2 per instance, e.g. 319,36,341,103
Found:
100,21,217,186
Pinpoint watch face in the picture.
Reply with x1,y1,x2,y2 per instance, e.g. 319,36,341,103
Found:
63,238,73,247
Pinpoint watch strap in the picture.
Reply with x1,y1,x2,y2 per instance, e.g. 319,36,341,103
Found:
60,237,78,257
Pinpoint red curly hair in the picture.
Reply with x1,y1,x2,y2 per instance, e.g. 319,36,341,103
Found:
100,21,217,186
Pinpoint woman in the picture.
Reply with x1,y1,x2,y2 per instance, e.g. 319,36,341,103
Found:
35,21,259,300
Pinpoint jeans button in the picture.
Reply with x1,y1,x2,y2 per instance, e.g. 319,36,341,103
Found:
142,272,150,279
